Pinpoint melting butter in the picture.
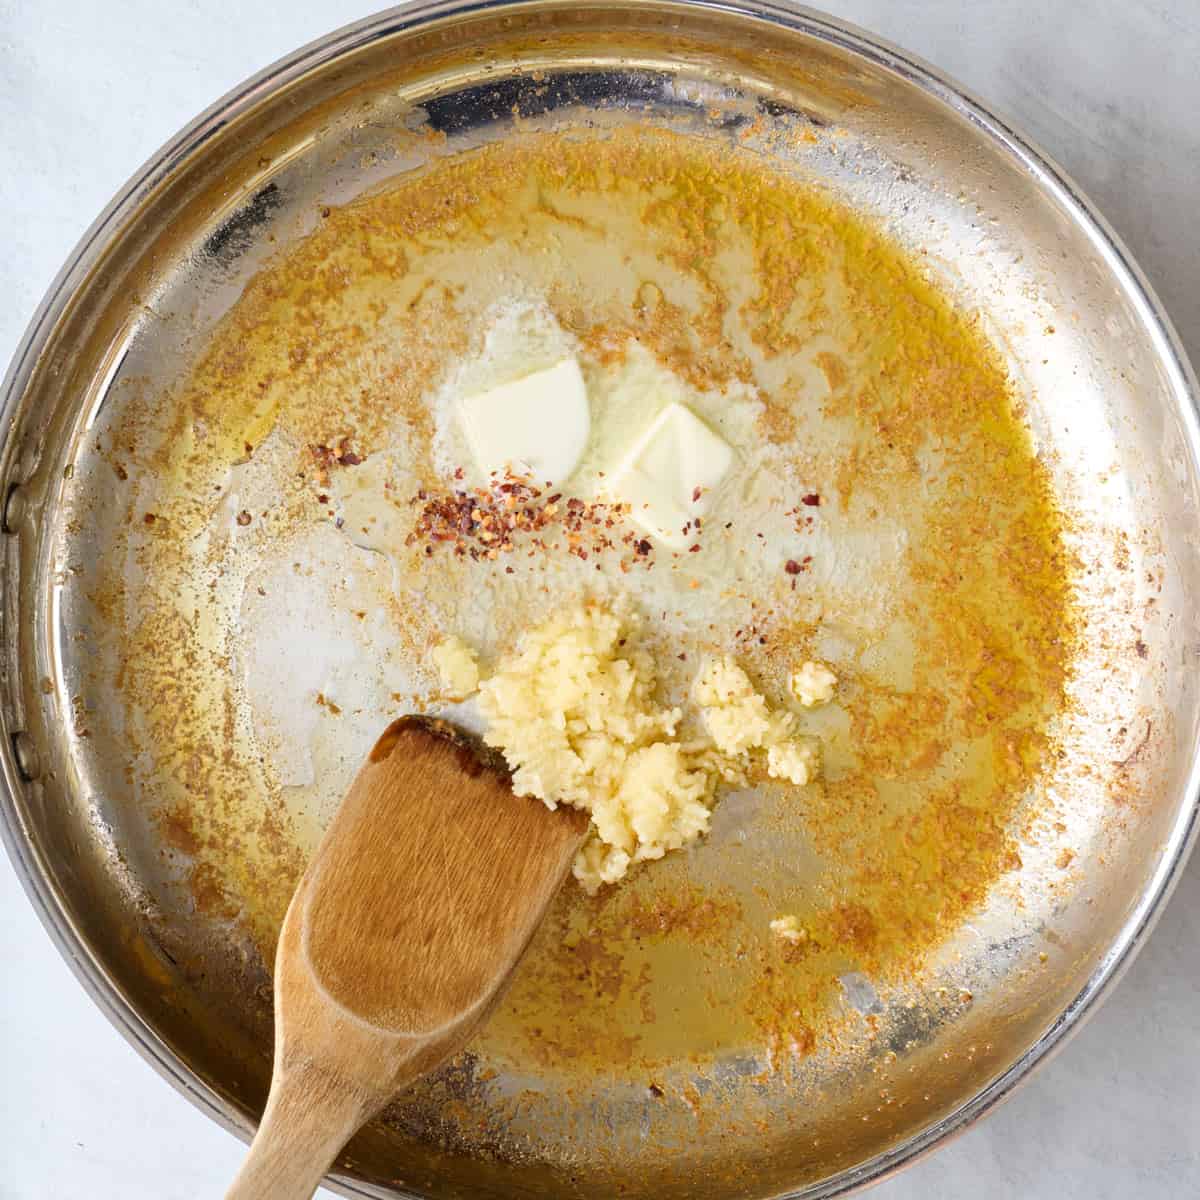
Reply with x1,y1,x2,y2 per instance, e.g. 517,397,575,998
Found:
458,358,590,485
605,402,733,549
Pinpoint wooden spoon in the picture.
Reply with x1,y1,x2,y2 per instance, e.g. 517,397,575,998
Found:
225,715,587,1200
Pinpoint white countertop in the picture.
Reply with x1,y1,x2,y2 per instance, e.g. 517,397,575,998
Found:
2,2,1198,1196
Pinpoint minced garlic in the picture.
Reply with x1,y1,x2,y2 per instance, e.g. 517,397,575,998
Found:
789,659,837,707
694,656,817,785
766,740,817,787
692,656,776,754
476,602,716,893
452,604,820,893
431,635,480,699
769,914,808,943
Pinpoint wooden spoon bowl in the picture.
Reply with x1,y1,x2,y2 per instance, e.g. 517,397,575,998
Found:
225,716,587,1200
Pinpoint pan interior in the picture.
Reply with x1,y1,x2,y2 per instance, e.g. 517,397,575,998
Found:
3,7,1196,1199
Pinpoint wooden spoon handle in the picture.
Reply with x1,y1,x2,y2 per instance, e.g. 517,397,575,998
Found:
224,1058,371,1200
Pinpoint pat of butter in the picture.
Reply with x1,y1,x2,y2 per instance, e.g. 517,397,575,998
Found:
458,358,589,484
608,403,733,549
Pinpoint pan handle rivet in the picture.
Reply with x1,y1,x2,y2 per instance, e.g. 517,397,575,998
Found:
12,731,41,782
3,484,25,534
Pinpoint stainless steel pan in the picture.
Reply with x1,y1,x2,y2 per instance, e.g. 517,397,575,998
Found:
2,2,1199,1197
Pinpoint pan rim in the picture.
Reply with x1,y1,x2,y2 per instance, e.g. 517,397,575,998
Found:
2,2,1198,1197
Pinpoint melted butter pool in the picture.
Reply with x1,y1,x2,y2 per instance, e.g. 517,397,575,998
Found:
109,125,1078,1107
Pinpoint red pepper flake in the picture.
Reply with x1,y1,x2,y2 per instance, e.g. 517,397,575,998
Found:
692,486,703,503
143,512,157,525
785,559,801,575
688,544,701,553
407,469,650,570
237,510,252,527
309,443,334,474
801,493,821,507
309,437,365,483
